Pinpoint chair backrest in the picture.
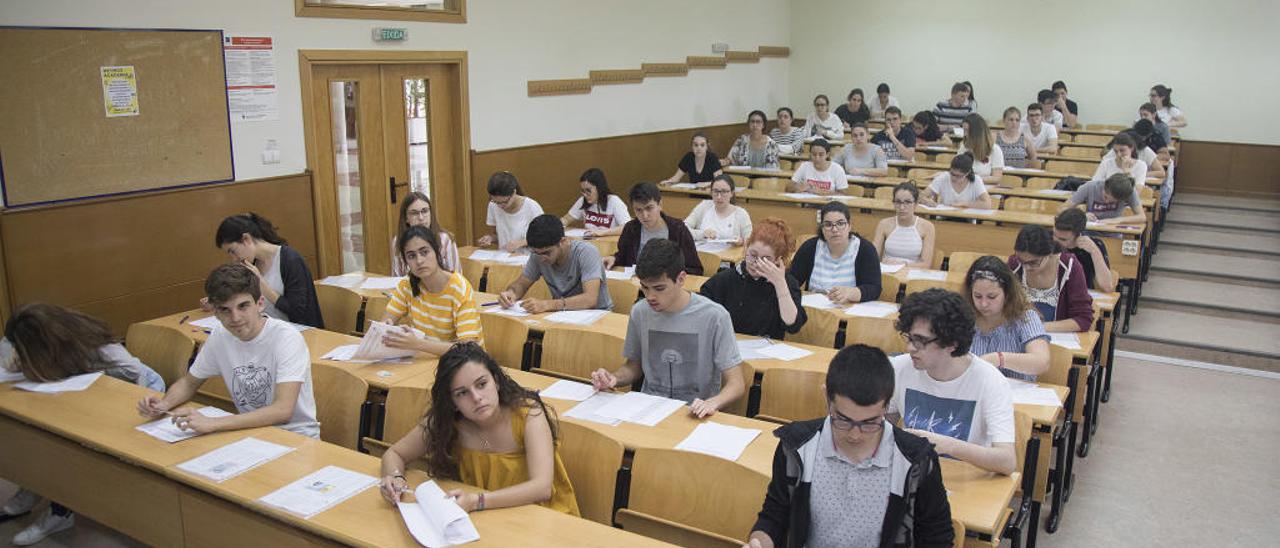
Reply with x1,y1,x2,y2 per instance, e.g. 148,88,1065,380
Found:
538,326,625,383
484,264,526,296
757,368,826,424
382,384,431,443
1040,342,1074,388
1060,145,1101,158
844,184,867,198
316,284,364,335
728,174,750,188
615,447,769,546
873,186,895,201
912,150,930,163
907,168,941,181
606,277,639,316
1013,409,1033,477
843,316,906,354
312,362,369,450
945,251,984,282
999,174,1023,187
720,361,754,417
556,420,625,526
1074,134,1112,146
1023,177,1058,190
1139,185,1154,200
952,518,966,548
480,313,531,369
124,323,195,387
697,251,723,276
362,294,391,331
935,152,956,164
1057,132,1074,143
751,177,788,193
524,278,553,301
460,256,487,291
778,159,793,171
784,306,841,349
1003,197,1057,214
904,279,962,298
1045,160,1096,177
879,272,902,303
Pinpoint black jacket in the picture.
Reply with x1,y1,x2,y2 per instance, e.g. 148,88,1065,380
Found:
788,235,883,301
612,212,703,275
752,418,954,548
276,245,325,329
699,263,807,339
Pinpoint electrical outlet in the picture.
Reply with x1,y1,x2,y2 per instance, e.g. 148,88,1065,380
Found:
1122,240,1140,256
711,42,729,53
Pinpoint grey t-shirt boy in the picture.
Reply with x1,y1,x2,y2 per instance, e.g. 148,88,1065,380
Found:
622,292,741,403
521,239,612,310
1067,180,1141,220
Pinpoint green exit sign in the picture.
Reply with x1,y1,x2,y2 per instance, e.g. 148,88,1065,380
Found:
373,27,407,42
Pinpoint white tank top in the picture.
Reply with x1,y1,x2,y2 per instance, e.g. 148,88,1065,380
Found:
883,218,923,263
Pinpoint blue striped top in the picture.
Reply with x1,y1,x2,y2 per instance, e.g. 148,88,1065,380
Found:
807,238,859,293
971,309,1049,381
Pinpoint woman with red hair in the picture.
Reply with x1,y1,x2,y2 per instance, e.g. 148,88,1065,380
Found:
699,217,807,339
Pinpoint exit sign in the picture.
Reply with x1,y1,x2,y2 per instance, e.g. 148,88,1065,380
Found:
373,27,407,42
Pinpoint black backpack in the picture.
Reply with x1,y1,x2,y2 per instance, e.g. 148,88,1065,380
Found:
1054,176,1087,192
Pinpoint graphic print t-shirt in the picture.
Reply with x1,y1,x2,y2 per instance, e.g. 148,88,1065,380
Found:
623,293,741,403
887,353,1014,447
189,317,319,438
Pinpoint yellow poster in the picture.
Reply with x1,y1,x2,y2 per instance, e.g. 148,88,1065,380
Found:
100,65,139,117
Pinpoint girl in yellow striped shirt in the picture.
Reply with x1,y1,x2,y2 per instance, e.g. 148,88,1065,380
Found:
382,226,484,354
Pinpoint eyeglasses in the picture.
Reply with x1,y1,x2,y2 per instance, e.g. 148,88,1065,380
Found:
892,199,915,206
710,188,733,196
829,408,886,433
745,252,775,263
900,332,939,349
407,207,430,219
1021,255,1050,269
821,220,849,230
490,196,512,206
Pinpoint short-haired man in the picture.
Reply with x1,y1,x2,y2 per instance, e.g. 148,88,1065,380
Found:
1062,173,1147,226
138,263,319,438
1021,103,1060,155
591,239,743,418
932,82,973,130
1054,208,1115,293
745,344,954,548
870,106,917,161
603,182,703,275
1036,89,1065,130
888,289,1016,475
498,214,612,313
1051,80,1079,128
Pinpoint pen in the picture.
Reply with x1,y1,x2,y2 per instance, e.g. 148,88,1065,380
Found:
178,315,189,325
480,301,500,307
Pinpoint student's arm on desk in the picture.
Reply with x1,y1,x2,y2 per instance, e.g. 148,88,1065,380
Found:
137,372,205,418
981,338,1051,378
380,424,428,503
691,364,746,418
1076,236,1116,293
523,279,601,313
591,359,642,391
909,432,1017,476
450,405,558,512
499,274,535,308
185,381,301,435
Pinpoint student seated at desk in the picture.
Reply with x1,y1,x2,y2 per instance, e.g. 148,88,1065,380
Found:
1020,103,1059,156
1062,173,1147,227
2,304,166,545
728,110,781,170
790,202,882,304
700,217,807,339
801,94,843,140
1155,146,1175,210
685,175,753,243
770,107,805,155
965,257,1051,382
1036,89,1066,131
478,171,544,252
888,288,1018,475
1104,125,1165,180
1051,80,1079,129
378,343,580,516
498,215,611,313
561,168,630,238
393,191,459,276
1147,84,1187,128
1053,208,1115,293
1138,102,1173,146
787,139,849,196
834,88,871,129
215,212,324,328
662,132,724,187
835,123,889,177
744,344,954,548
591,239,746,417
932,82,974,130
138,263,319,434
1008,226,1094,333
997,106,1039,169
868,82,899,120
957,113,1004,179
911,110,948,148
871,106,916,161
921,154,992,209
874,182,937,269
383,226,485,354
604,182,703,275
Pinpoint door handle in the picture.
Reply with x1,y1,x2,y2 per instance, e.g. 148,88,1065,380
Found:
389,176,398,204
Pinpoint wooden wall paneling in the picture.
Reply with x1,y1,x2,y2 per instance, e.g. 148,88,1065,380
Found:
0,220,8,327
1227,144,1280,197
641,63,689,77
1176,141,1234,195
724,51,761,63
757,46,791,57
527,79,593,97
588,69,645,85
1178,140,1280,198
686,56,728,68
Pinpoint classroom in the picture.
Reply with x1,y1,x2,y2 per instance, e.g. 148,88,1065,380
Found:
1,1,1277,547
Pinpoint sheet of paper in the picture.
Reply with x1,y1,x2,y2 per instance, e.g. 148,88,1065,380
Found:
887,159,909,166
879,262,905,273
360,277,402,290
845,301,899,318
696,241,731,253
470,250,530,265
190,316,221,331
1009,168,1045,174
399,480,480,547
596,391,684,426
0,370,27,383
320,344,370,363
924,146,952,151
539,379,597,401
564,392,623,425
1037,189,1072,196
1087,290,1114,301
906,269,948,281
669,183,698,189
782,192,821,199
494,253,530,265
605,267,635,280
1048,332,1081,350
1007,379,1064,407
725,165,750,170
490,302,532,317
352,322,420,361
14,372,103,393
922,204,958,211
735,338,772,361
757,343,813,362
965,209,996,215
258,465,378,519
136,407,235,443
319,274,363,288
564,228,588,239
176,437,294,482
801,293,838,309
544,309,608,326
675,422,762,462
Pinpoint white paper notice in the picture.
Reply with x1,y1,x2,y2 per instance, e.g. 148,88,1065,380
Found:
906,269,948,281
14,372,103,393
360,277,402,290
320,274,363,288
544,309,608,326
564,392,623,425
258,465,378,519
596,391,684,426
538,380,597,402
176,437,294,482
801,293,838,309
757,343,813,362
675,422,762,462
1007,379,1064,408
845,301,899,318
223,36,279,121
190,316,221,331
1049,333,1081,350
136,407,235,443
100,66,139,117
879,263,905,273
736,338,772,361
398,481,481,547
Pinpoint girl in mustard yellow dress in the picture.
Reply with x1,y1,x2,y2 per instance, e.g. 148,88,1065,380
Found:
378,342,579,516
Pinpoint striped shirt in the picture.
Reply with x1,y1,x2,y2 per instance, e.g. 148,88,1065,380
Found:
770,126,805,155
807,238,859,293
932,100,973,129
971,309,1049,381
385,271,484,346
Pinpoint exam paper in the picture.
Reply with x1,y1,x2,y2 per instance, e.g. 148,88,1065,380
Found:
136,407,234,443
669,183,698,190
0,370,27,383
350,322,422,362
319,274,363,288
735,338,772,361
879,263,905,273
360,277,402,290
469,250,529,265
564,392,623,425
399,481,480,547
190,316,221,331
491,302,532,317
845,301,899,318
596,391,684,426
696,241,731,253
801,293,838,309
176,437,294,482
544,309,608,326
756,343,813,362
922,204,958,211
259,465,378,519
539,380,597,401
564,228,588,239
1037,189,1072,196
605,267,635,280
14,372,103,393
906,269,948,281
1007,379,1064,408
1048,333,1081,350
782,192,821,199
675,422,762,462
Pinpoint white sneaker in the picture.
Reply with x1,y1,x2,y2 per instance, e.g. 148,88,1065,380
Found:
0,490,38,517
12,510,74,546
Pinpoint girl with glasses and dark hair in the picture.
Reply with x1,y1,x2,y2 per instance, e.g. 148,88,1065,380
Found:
801,94,843,140
873,182,936,268
561,167,630,238
921,153,992,209
1008,225,1094,333
1147,84,1186,128
684,175,752,244
789,201,882,304
393,192,459,276
727,110,781,170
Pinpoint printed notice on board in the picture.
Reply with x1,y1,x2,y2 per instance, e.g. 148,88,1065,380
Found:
223,35,279,121
100,66,139,117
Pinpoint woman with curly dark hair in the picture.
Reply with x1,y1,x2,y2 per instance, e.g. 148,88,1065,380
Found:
377,343,579,515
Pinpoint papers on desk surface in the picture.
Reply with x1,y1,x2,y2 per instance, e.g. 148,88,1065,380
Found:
1007,167,1045,174
564,392,624,426
879,262,905,273
669,183,699,189
136,407,234,443
596,391,684,427
696,241,732,253
538,379,597,402
1037,189,1072,196
845,301,898,318
1087,290,1115,301
906,269,948,281
468,249,530,265
190,316,221,331
544,309,608,326
1048,332,1081,350
319,273,364,288
177,437,294,483
923,145,953,151
564,228,588,239
920,204,958,211
259,465,378,519
782,192,821,199
605,266,635,280
1007,379,1064,408
399,480,480,547
326,321,422,363
14,372,103,393
800,293,839,309
360,276,402,290
490,302,532,317
0,370,25,383
676,422,762,462
737,339,814,362
965,209,996,215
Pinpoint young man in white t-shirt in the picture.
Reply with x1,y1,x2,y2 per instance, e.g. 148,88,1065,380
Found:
1021,103,1060,155
1036,90,1065,130
477,171,544,252
138,263,319,438
887,288,1016,475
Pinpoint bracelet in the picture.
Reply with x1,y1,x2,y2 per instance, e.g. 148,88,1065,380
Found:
476,492,486,511
560,298,566,311
997,352,1005,369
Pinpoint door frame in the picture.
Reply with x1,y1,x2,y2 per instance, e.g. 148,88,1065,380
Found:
298,50,473,276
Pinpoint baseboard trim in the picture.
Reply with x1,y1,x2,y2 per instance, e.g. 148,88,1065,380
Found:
1115,350,1280,380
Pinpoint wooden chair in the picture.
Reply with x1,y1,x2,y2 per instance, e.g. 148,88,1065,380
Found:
912,150,930,163
1045,160,1095,177
903,279,961,298
1004,197,1059,214
362,294,391,331
952,518,966,548
785,305,841,349
721,361,754,417
1057,132,1074,143
124,322,196,388
524,278,553,301
557,420,625,526
1073,133,1112,146
843,316,906,354
194,376,236,413
873,186,895,201
1023,177,1058,190
935,152,956,164
879,272,902,303
362,383,431,457
728,174,750,188
1003,409,1037,547
1060,145,1100,158
615,447,768,547
945,251,983,282
697,251,723,276
484,263,526,295
460,256,487,291
606,277,639,316
999,174,1023,187
756,368,825,424
312,362,369,451
316,283,363,335
1139,185,1155,200
751,177,788,193
1085,124,1126,132
480,313,531,370
907,168,940,181
536,326,624,383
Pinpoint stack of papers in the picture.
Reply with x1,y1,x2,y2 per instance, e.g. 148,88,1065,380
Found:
1006,379,1064,407
258,465,378,519
782,192,821,199
564,228,588,239
490,303,532,317
190,316,221,331
605,266,635,280
360,277,402,290
544,309,608,326
136,407,234,443
348,322,422,361
800,293,838,309
14,372,103,393
1049,332,1081,350
176,437,295,482
398,481,481,546
845,301,898,318
669,183,699,189
538,380,597,401
906,269,948,281
596,392,685,426
564,392,624,425
735,338,772,360
469,250,529,265
879,262,905,273
319,274,363,288
675,422,762,462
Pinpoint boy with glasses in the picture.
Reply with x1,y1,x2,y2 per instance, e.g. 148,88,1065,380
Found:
477,171,544,252
497,215,611,313
887,289,1017,475
745,344,954,548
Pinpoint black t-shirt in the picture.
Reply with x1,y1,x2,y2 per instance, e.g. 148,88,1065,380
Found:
1058,98,1079,116
678,151,722,184
1067,236,1110,289
834,103,871,126
872,125,917,148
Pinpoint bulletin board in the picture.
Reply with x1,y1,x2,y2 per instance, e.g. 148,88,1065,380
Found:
0,27,234,207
